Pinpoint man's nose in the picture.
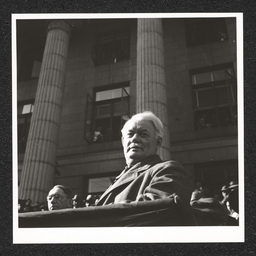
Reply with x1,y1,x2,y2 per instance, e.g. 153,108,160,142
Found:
131,133,140,142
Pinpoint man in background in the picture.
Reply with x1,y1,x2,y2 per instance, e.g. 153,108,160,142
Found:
47,185,73,211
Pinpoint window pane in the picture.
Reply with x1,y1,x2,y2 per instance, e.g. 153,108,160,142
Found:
191,64,237,131
123,87,130,96
96,87,130,101
31,61,42,77
95,118,111,142
192,91,198,108
96,104,111,118
193,72,212,85
91,84,130,142
18,104,23,115
226,68,234,78
112,116,122,140
113,98,129,116
88,177,115,193
216,86,233,105
18,116,31,153
84,93,94,143
212,69,226,81
197,89,215,108
96,90,115,101
113,101,122,116
22,104,33,114
212,68,234,82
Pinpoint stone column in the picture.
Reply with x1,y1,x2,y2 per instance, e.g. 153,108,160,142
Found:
136,18,171,160
19,20,71,203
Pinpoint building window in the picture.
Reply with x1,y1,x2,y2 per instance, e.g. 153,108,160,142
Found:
18,48,43,82
18,101,34,153
85,82,130,143
191,63,237,130
185,18,228,47
92,30,130,66
87,175,116,198
194,160,238,197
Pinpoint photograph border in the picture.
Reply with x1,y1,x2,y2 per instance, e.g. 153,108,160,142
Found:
12,12,244,244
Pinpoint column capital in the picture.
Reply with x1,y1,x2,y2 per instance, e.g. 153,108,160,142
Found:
47,20,71,35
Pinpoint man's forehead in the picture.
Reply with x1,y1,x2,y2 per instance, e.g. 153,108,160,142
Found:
126,120,153,129
124,119,153,131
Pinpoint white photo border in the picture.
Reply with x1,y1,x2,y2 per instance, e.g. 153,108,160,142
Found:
12,12,244,243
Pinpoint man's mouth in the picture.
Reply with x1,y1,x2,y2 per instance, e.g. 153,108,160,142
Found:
129,145,142,151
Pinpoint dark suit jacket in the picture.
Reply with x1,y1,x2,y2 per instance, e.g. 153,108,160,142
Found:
97,155,193,207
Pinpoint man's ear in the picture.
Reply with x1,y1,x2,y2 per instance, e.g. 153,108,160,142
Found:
157,137,162,148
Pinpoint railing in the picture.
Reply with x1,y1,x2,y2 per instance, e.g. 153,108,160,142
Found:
19,198,196,227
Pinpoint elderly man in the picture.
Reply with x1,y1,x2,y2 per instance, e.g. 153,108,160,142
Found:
96,111,193,209
47,185,73,211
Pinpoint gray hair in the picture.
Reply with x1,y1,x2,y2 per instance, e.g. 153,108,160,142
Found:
121,111,164,140
51,185,73,199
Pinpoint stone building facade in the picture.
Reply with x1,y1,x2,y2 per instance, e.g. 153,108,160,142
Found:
17,18,238,203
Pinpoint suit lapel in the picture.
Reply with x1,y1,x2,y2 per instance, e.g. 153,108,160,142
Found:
97,155,162,204
98,165,138,201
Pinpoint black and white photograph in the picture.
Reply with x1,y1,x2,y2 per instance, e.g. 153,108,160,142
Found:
12,13,244,243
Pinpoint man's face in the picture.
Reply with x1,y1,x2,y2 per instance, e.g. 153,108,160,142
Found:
122,119,161,166
47,187,72,211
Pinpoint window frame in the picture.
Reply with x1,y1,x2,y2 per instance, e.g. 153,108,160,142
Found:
190,63,237,130
92,29,130,66
83,171,119,198
17,47,44,82
17,99,35,154
84,82,130,144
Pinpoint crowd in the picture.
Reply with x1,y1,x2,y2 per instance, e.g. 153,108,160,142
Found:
18,199,46,213
18,193,99,213
18,111,239,226
190,180,239,225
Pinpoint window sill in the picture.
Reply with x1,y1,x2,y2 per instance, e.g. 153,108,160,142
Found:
86,140,123,153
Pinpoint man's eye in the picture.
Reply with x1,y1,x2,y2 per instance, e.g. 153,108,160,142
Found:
140,132,149,137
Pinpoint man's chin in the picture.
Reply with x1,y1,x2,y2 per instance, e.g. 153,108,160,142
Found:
126,152,146,163
128,152,143,159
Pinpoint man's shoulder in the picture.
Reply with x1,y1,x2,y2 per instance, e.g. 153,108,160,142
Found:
148,159,190,180
140,155,184,173
151,159,184,171
157,159,182,167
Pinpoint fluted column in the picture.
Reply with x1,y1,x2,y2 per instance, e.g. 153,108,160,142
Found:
136,18,171,160
19,20,71,203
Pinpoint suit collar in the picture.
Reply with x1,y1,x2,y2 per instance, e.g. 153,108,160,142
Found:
132,154,162,169
127,154,162,169
113,154,162,182
114,154,162,181
97,155,162,204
